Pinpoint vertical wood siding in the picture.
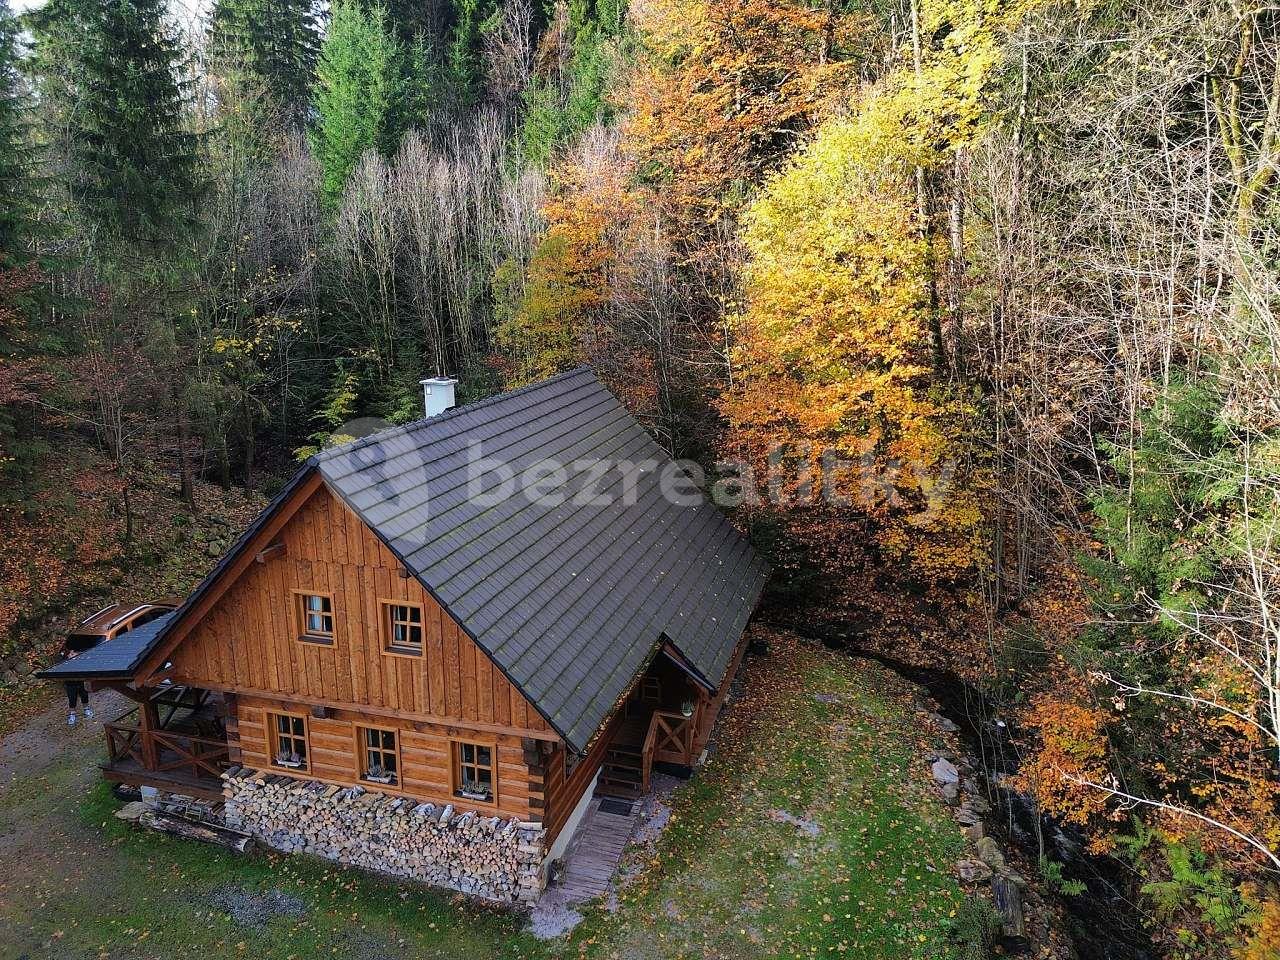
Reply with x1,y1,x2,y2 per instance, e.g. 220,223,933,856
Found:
168,485,551,736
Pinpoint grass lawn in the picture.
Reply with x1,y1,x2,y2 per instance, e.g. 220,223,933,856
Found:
568,633,968,959
0,634,969,960
70,787,546,959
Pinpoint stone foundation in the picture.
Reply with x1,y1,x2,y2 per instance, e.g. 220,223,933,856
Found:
221,768,546,903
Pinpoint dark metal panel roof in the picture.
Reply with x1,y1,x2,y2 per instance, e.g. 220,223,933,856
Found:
38,613,177,680
314,367,769,752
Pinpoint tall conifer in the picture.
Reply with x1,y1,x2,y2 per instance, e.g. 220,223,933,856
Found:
0,0,34,257
29,0,200,244
311,2,404,207
207,0,321,128
371,0,442,46
444,0,498,108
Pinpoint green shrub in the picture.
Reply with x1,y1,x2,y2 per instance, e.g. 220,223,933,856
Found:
950,895,1002,960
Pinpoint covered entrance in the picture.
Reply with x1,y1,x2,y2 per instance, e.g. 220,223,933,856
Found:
596,646,724,799
38,610,234,801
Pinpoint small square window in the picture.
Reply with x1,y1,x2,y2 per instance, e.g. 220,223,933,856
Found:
357,726,398,786
382,601,423,655
454,741,494,803
296,592,334,644
269,712,308,770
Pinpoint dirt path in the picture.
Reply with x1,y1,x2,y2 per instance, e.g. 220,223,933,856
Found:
0,687,131,956
0,688,126,787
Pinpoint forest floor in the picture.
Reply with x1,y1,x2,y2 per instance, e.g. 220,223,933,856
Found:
0,633,975,960
1,441,270,704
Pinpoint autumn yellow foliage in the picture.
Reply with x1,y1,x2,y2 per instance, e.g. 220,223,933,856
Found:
1238,892,1280,960
718,0,1055,582
1150,654,1280,865
623,0,869,226
497,156,635,387
1014,695,1115,850
721,110,986,581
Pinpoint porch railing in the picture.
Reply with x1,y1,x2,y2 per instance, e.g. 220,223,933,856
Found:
641,710,696,790
150,730,229,781
103,699,229,784
105,721,144,766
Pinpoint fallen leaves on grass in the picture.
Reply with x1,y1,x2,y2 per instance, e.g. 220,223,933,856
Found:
563,627,967,960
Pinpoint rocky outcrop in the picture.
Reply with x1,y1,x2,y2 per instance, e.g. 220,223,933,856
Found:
921,729,1032,943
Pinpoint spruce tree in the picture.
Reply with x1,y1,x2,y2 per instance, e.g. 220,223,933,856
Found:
519,0,624,166
444,0,498,109
0,0,34,257
207,0,321,129
29,0,200,244
371,0,442,46
311,2,404,207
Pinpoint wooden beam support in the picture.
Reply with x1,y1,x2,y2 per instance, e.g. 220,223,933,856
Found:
254,542,286,564
140,699,161,771
659,641,716,692
89,680,150,704
181,677,563,742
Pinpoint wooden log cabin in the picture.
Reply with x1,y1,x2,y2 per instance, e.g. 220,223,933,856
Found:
42,368,767,885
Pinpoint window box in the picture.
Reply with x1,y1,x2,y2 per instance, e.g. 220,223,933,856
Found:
268,712,309,772
356,725,399,787
452,740,496,805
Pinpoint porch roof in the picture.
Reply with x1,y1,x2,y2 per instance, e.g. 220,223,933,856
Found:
38,613,176,681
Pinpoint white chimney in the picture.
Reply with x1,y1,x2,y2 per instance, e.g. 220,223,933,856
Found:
420,377,458,418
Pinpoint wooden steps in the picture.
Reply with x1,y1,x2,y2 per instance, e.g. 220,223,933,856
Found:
596,745,643,800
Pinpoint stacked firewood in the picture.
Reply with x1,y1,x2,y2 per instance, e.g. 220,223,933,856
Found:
221,767,546,903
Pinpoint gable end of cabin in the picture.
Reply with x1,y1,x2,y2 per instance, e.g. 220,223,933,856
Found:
155,481,558,825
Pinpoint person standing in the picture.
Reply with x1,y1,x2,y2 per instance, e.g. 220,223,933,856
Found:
62,649,93,725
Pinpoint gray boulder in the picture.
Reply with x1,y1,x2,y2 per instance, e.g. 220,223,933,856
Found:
931,758,960,785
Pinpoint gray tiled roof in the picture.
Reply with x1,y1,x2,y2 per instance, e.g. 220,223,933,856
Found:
39,613,177,680
37,369,768,751
314,367,769,751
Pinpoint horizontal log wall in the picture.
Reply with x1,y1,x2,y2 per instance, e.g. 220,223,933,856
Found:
236,694,541,821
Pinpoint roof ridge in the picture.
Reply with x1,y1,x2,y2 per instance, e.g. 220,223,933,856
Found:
313,366,596,463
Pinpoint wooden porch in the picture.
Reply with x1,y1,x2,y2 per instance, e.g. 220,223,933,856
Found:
596,651,717,799
102,686,231,801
